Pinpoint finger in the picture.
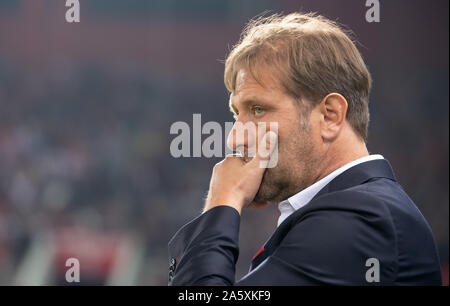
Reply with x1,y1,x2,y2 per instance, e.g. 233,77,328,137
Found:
247,130,278,170
222,153,246,165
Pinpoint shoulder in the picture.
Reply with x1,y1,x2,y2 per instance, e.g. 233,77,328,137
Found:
282,178,400,259
273,184,400,284
288,182,398,245
300,178,400,222
274,180,400,283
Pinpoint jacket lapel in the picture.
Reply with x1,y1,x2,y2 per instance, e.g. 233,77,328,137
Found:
249,159,397,271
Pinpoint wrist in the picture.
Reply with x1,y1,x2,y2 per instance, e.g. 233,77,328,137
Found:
203,196,244,215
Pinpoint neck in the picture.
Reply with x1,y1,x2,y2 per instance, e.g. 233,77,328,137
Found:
314,135,369,183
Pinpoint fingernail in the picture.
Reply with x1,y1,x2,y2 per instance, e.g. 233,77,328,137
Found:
267,131,278,145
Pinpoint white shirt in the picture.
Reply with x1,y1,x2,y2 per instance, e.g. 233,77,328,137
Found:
277,154,384,227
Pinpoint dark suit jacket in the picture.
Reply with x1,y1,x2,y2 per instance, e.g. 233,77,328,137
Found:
168,159,442,285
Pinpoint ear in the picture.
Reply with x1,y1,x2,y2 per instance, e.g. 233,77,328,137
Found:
318,93,348,141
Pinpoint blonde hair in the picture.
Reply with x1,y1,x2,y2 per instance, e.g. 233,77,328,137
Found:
224,12,372,141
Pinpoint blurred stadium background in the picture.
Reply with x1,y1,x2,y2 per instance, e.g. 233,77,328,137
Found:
0,0,448,285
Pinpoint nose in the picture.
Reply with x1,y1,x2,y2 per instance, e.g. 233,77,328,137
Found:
226,121,257,156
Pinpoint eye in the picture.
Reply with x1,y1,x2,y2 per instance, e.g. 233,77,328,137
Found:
253,106,264,116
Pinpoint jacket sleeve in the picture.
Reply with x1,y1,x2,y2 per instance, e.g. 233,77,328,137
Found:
168,199,397,285
168,206,241,285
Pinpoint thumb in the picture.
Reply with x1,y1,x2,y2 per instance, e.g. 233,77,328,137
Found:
247,130,278,170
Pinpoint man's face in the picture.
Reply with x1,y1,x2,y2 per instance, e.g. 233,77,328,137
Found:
228,68,321,203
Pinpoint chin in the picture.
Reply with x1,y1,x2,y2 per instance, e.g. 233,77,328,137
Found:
254,174,282,203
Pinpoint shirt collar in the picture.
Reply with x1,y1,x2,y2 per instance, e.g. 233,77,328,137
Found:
277,154,384,227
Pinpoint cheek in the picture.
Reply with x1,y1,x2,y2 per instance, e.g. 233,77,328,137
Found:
276,122,298,151
308,110,324,141
308,125,324,152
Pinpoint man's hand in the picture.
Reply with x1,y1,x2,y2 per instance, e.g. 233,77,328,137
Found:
203,131,278,215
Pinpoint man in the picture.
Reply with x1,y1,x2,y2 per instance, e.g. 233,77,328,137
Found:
168,13,442,285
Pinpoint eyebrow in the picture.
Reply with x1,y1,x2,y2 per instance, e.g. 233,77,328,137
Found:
229,96,266,114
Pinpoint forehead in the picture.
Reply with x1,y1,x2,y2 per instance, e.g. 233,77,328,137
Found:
230,68,281,104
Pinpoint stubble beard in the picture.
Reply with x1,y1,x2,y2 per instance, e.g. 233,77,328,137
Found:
253,127,317,203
